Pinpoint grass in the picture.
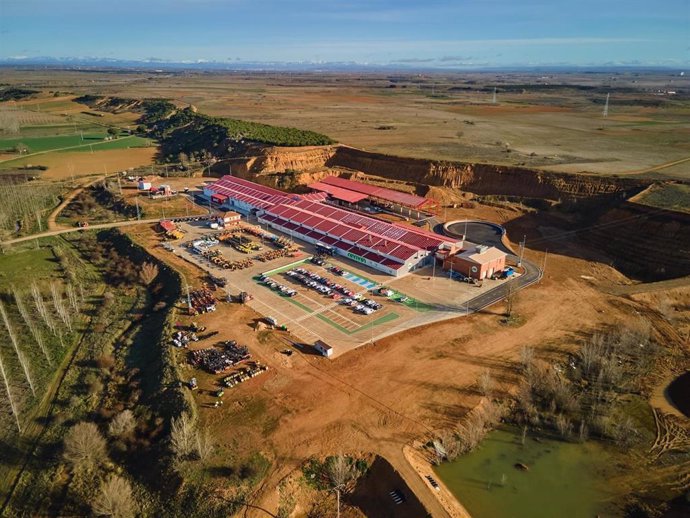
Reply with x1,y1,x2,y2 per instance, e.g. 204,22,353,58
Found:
0,246,61,289
635,183,690,213
0,133,152,155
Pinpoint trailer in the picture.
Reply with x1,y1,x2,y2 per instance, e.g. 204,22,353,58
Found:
314,340,334,358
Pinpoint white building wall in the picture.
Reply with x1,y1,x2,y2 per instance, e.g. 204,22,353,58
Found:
258,216,408,277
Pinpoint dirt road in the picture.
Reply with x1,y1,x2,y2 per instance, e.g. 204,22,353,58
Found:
1,218,160,246
46,177,104,230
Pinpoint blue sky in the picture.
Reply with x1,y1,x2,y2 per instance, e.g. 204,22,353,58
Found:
1,0,688,67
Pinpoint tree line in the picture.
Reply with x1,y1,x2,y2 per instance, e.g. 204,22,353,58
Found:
139,103,335,156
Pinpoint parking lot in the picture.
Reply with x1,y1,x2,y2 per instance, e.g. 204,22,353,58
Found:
166,221,517,356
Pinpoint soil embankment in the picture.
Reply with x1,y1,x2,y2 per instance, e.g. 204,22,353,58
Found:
586,202,690,281
225,144,648,201
221,144,690,281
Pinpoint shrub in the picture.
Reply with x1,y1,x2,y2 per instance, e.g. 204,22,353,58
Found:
108,410,137,438
63,422,107,470
92,475,136,518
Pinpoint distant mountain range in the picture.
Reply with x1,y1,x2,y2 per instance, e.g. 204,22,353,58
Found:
0,56,685,74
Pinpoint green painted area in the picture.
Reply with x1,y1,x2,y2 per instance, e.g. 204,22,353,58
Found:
0,133,152,155
352,311,399,333
434,428,615,518
258,257,310,276
253,275,400,335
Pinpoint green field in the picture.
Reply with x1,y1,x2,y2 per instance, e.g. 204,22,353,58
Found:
0,245,62,289
636,183,690,213
0,133,152,155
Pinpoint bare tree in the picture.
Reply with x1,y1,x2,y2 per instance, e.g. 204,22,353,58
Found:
325,455,358,518
326,455,357,489
63,422,107,470
31,283,56,334
504,282,518,317
477,369,494,396
50,282,72,332
435,431,460,461
66,283,80,313
170,412,197,461
13,288,51,365
555,414,572,439
0,348,21,432
578,420,589,443
0,299,35,395
139,262,159,286
108,410,136,438
519,345,535,374
0,111,20,134
195,427,214,462
92,475,136,518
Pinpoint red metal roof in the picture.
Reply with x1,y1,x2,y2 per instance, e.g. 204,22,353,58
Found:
307,181,369,204
159,220,176,232
298,192,329,202
319,176,432,209
207,175,292,210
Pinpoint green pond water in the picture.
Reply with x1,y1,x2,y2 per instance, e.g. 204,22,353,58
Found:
434,428,616,518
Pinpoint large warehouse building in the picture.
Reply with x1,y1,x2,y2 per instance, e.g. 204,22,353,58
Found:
204,176,458,276
308,175,438,215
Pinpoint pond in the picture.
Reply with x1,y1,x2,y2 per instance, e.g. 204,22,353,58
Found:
434,428,617,518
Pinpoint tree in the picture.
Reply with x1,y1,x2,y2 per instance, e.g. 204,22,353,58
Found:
519,345,535,374
108,410,137,438
195,427,214,462
326,455,357,489
325,455,357,518
63,422,107,470
504,282,518,317
170,412,196,461
107,127,119,138
139,262,159,286
478,369,494,396
92,475,136,518
14,142,29,154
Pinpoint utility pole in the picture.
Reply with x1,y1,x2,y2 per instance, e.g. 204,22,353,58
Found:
603,93,610,118
517,235,526,267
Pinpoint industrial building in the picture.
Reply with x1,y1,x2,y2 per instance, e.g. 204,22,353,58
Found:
204,175,458,276
442,244,507,280
308,175,438,215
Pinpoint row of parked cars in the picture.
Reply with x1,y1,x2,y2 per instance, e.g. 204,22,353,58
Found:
258,276,297,297
286,267,357,298
339,296,382,315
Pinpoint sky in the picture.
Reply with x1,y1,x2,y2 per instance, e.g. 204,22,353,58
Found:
1,0,689,67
